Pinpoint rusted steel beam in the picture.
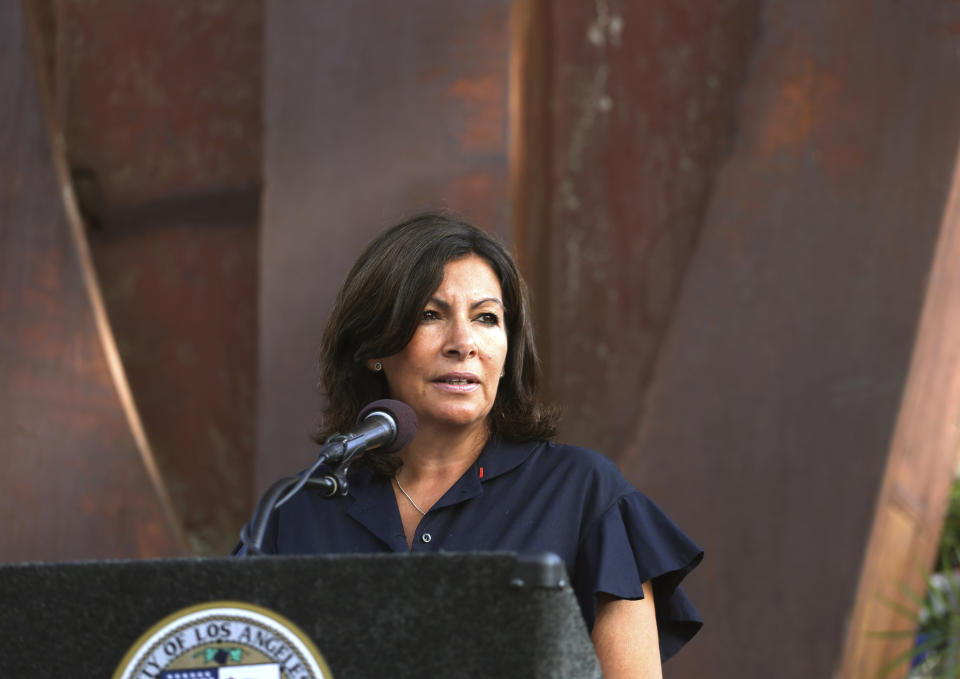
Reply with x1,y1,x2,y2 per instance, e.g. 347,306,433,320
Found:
0,1,186,562
49,0,263,555
618,2,960,677
519,0,762,461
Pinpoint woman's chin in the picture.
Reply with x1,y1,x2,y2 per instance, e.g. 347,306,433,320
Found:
419,406,489,432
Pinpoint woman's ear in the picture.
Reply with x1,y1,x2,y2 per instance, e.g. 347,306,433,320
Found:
366,359,384,373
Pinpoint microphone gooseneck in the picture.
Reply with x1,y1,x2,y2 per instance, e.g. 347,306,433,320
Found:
281,399,417,503
238,400,417,555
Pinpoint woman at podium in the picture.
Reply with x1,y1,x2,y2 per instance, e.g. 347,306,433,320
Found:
250,213,702,678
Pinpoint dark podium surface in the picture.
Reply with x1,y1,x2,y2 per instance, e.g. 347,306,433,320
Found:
1,552,602,678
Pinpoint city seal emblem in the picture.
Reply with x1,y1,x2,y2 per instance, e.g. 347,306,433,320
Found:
112,601,334,679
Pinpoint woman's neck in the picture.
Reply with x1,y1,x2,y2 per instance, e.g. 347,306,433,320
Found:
397,421,489,483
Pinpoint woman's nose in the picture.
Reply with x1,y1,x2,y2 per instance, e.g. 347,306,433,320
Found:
444,317,478,358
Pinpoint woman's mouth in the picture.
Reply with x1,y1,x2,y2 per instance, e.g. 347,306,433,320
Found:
433,374,481,391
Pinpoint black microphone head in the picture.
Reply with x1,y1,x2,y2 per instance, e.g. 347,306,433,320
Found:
357,399,418,453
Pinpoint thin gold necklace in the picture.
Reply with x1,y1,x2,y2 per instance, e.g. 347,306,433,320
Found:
394,475,426,515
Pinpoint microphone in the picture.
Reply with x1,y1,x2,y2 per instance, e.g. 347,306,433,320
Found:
326,399,418,465
295,399,415,501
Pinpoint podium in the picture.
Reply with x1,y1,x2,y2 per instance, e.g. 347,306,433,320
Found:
1,552,602,678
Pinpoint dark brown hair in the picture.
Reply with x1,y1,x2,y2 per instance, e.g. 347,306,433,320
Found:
316,212,557,473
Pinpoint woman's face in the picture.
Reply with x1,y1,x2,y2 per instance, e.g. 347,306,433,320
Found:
375,254,508,436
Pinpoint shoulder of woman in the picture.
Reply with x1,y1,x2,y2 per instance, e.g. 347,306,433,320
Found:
521,440,636,499
490,437,636,498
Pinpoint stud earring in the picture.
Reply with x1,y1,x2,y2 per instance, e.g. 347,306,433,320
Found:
374,361,383,372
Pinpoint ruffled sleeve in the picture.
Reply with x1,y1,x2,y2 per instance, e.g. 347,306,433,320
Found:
574,491,703,662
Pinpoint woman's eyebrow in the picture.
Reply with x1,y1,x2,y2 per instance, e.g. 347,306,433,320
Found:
427,296,505,310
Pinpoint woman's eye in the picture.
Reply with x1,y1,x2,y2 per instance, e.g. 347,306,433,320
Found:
477,312,500,326
422,309,441,321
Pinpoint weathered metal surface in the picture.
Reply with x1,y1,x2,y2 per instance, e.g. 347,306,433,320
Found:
617,1,960,677
522,0,762,460
55,0,263,209
0,1,184,562
49,0,263,555
88,195,259,556
258,0,513,491
839,142,960,679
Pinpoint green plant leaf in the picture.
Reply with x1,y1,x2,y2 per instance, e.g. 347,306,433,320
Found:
896,580,926,609
876,592,920,622
866,628,921,640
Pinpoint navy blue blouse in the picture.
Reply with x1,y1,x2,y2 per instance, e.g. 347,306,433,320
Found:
253,437,703,661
